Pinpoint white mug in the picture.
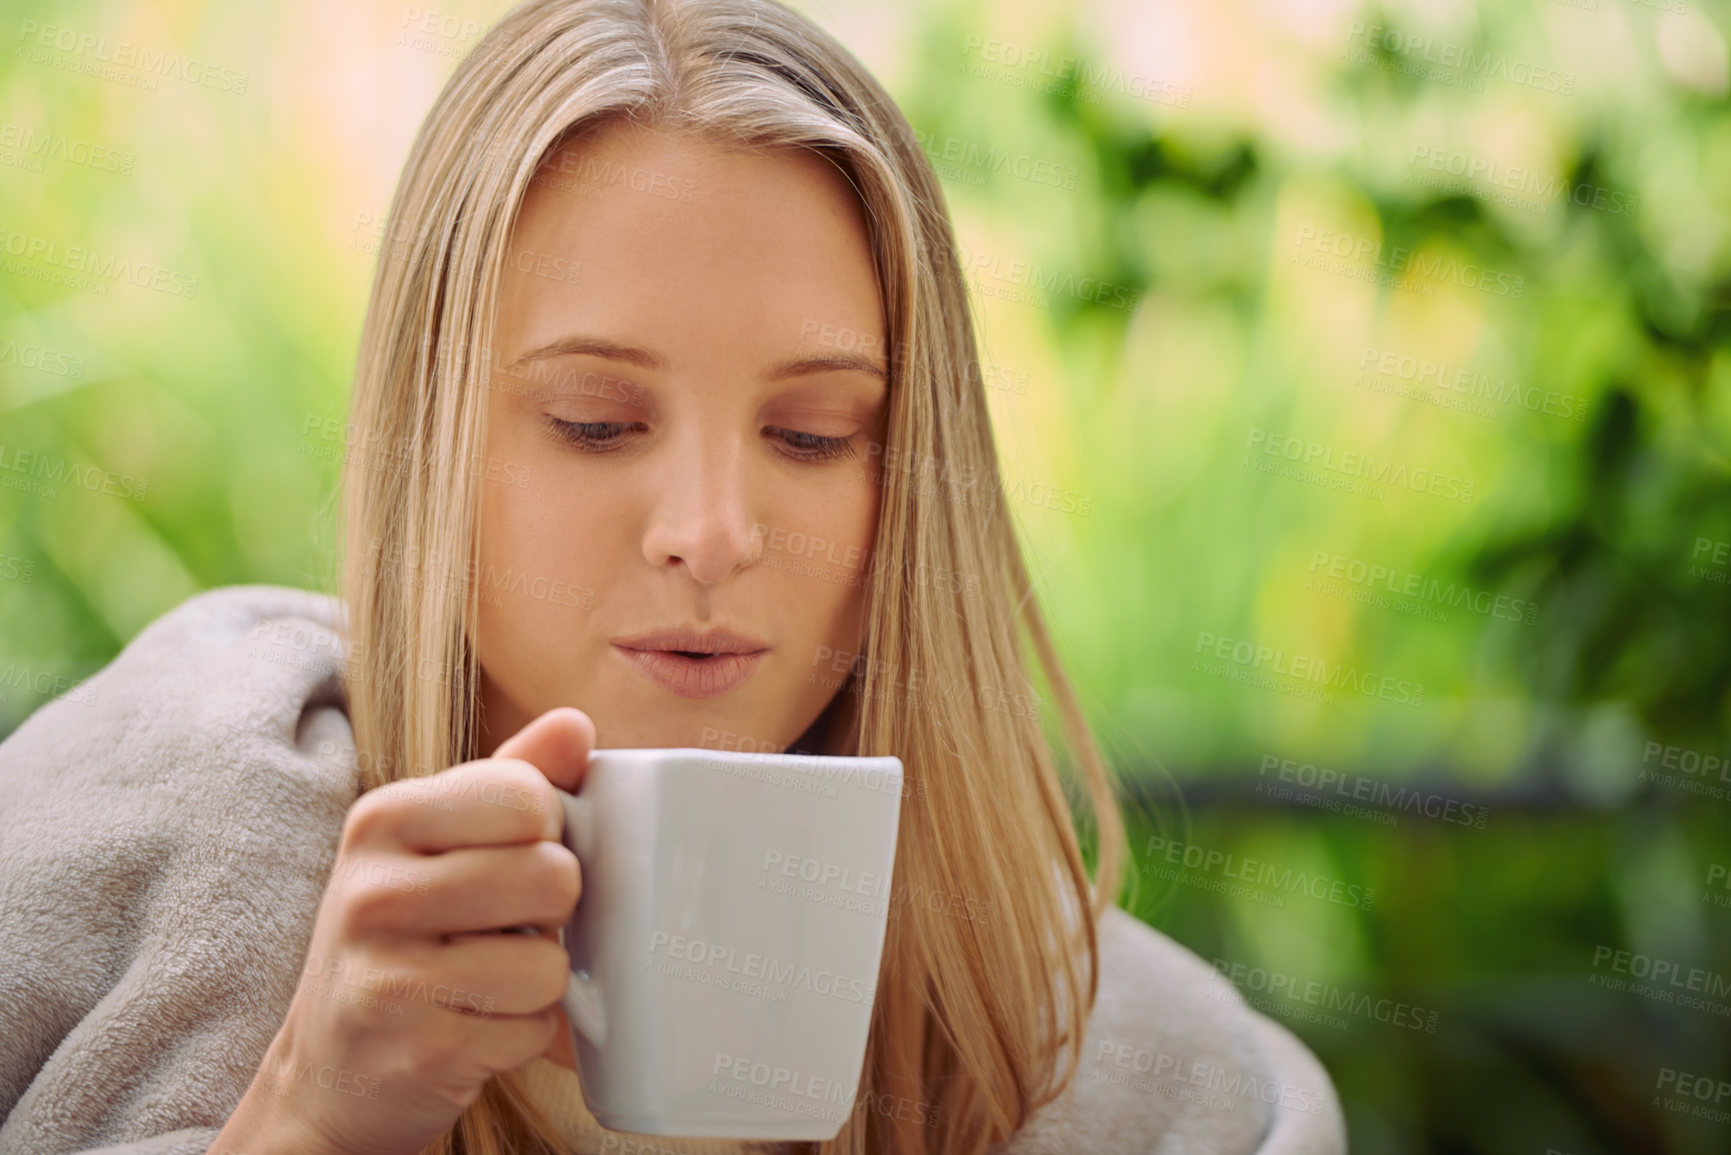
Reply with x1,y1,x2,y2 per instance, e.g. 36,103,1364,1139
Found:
553,747,905,1139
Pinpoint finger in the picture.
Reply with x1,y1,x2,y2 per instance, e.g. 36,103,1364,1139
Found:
492,707,595,794
543,1000,578,1070
467,1004,566,1079
404,930,573,1018
343,842,580,937
343,708,593,856
413,1000,565,1079
357,758,562,854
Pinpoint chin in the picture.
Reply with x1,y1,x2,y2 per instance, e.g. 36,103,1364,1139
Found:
592,719,745,751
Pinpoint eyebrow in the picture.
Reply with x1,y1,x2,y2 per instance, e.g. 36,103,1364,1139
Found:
504,335,888,382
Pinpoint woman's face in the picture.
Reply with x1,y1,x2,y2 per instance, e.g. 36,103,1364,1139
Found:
474,122,888,753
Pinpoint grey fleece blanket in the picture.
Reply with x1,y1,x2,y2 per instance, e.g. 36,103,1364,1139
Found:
0,585,1345,1154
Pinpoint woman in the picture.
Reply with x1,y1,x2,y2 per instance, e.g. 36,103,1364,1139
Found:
0,0,1342,1153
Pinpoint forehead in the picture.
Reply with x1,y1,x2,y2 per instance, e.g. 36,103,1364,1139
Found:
511,122,871,268
499,121,885,354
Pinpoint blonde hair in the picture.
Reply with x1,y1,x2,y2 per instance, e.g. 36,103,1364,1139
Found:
337,0,1128,1152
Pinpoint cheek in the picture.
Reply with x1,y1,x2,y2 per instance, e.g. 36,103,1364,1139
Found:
473,472,534,675
473,449,611,676
768,480,880,661
478,409,618,592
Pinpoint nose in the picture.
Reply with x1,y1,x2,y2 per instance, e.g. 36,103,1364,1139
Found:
639,430,762,585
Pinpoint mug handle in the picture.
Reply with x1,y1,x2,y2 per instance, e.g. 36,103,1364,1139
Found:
556,789,607,1048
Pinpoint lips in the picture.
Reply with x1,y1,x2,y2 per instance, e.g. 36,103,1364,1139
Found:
613,627,770,656
612,627,770,699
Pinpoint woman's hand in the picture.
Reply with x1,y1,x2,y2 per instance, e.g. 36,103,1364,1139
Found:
209,708,595,1155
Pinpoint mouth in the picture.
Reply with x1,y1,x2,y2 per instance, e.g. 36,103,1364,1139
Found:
611,626,772,699
612,645,768,699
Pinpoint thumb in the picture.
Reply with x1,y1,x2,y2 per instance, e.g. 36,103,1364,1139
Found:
493,706,595,794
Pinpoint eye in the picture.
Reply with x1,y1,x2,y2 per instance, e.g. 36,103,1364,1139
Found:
544,417,641,451
767,426,858,464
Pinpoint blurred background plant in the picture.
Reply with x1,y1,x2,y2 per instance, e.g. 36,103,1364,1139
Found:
3,0,1729,1150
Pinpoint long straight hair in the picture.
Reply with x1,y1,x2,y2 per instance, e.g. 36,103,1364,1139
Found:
338,1,1128,1152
